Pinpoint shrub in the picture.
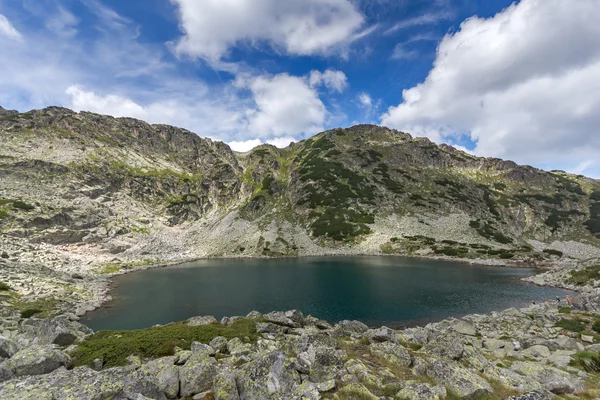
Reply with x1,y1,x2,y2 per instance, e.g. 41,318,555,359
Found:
72,319,259,368
543,249,564,257
0,282,10,291
555,318,586,332
558,306,572,314
499,252,515,259
567,265,600,286
11,201,35,211
575,352,600,373
593,320,600,333
21,308,42,318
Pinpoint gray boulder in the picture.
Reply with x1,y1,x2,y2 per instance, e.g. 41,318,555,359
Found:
187,316,218,326
397,382,445,400
209,336,228,354
123,370,168,400
0,337,19,358
365,326,399,343
510,361,584,394
257,322,288,335
0,363,14,382
508,391,549,400
6,345,70,376
453,320,477,336
139,356,180,399
370,342,411,367
237,351,300,400
179,352,218,397
213,367,240,400
422,333,465,361
426,360,493,399
19,318,91,346
263,310,304,328
333,320,369,337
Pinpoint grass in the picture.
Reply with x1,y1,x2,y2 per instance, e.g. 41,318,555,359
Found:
555,318,586,332
593,320,600,333
72,319,259,367
575,352,600,373
558,306,572,314
21,308,42,318
0,282,10,291
11,297,62,318
567,265,600,286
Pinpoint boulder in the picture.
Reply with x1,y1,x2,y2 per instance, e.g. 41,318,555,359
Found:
212,367,240,400
336,383,377,400
6,345,70,376
422,333,465,361
0,337,19,358
365,326,399,343
308,346,347,383
187,316,218,327
179,352,218,397
397,382,445,400
236,351,300,400
547,351,573,369
453,320,477,336
191,342,216,356
511,361,584,394
227,338,253,356
426,360,493,399
333,320,369,337
263,310,304,328
139,356,180,399
0,363,14,382
123,370,168,400
370,342,411,367
256,322,288,335
521,345,551,359
209,336,228,354
19,317,91,346
508,391,550,400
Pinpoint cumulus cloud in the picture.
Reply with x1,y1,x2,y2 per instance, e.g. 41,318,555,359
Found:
228,136,296,152
358,93,372,107
170,0,364,60
381,0,600,175
0,14,23,41
240,73,327,138
67,85,147,119
308,69,348,92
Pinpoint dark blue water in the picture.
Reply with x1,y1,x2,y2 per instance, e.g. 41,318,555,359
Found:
81,256,575,331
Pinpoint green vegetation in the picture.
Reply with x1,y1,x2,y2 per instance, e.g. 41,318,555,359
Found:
558,306,572,314
567,265,600,286
555,318,586,332
593,319,600,333
433,246,468,257
575,352,600,373
21,309,42,318
542,249,563,257
469,220,513,244
0,282,10,291
584,201,600,237
0,198,35,216
72,319,259,368
545,209,584,232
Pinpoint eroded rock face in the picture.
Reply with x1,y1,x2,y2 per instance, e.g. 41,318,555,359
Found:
426,360,493,399
0,337,19,359
5,345,70,376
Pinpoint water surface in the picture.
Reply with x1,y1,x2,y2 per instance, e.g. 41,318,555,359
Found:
82,256,574,331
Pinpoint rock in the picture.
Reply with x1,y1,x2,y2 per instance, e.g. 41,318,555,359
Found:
548,351,573,368
554,336,583,352
139,356,180,399
263,310,304,328
397,382,444,400
585,343,600,352
522,345,551,359
19,318,91,346
257,322,288,335
0,363,14,382
369,342,411,367
336,383,377,400
333,320,369,337
179,352,218,397
187,316,218,326
213,367,240,400
220,316,244,326
236,351,300,400
0,337,19,358
0,252,9,259
422,333,465,361
426,360,493,398
511,361,584,394
193,391,215,400
245,310,263,319
227,337,252,356
191,342,216,356
6,345,70,376
453,320,477,336
482,339,508,352
508,391,550,400
123,370,168,400
308,346,347,382
209,336,228,354
581,334,594,343
365,326,398,343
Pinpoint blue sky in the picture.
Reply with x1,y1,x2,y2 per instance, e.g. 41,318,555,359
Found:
0,0,599,177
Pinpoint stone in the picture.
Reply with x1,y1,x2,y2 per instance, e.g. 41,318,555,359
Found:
0,337,19,358
123,370,168,400
0,363,14,382
187,316,218,326
256,322,288,335
245,310,263,319
336,384,377,400
139,356,180,399
212,367,240,400
263,310,304,328
581,334,594,343
397,383,444,400
422,333,465,361
191,342,216,356
236,351,300,400
333,320,369,337
6,345,70,376
508,391,550,400
227,338,253,356
426,360,493,398
548,351,573,368
453,320,477,336
522,345,551,359
554,336,583,352
179,352,218,397
19,318,91,347
585,343,600,352
209,336,228,354
193,391,215,400
309,346,347,382
511,361,584,394
366,326,399,343
369,342,411,367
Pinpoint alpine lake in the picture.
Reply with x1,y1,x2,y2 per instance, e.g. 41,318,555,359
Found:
81,256,575,331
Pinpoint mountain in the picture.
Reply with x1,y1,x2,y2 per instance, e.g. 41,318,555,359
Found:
1,106,600,271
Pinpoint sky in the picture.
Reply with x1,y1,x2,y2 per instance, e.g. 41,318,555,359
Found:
0,0,599,177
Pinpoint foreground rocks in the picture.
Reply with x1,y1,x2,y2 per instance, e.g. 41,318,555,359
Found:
1,300,600,399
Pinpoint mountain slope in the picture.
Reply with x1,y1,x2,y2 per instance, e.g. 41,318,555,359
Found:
1,106,600,274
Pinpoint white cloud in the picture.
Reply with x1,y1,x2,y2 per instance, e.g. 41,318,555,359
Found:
67,85,147,118
45,7,79,38
228,136,296,152
358,93,372,107
381,0,600,175
384,11,452,35
391,45,418,60
170,0,364,60
0,14,23,41
240,73,327,138
308,69,348,92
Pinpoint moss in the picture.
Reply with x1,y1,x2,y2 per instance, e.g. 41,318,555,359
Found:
0,282,11,291
72,319,259,368
555,318,586,332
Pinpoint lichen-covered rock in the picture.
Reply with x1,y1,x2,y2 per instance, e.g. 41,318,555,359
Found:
397,382,445,400
0,363,14,383
308,346,347,383
510,361,584,394
0,337,19,359
212,367,239,400
453,320,477,336
256,322,288,335
179,352,218,397
344,359,383,389
333,320,369,337
19,318,91,346
191,342,216,356
209,336,228,354
263,310,304,328
336,383,377,400
422,333,465,361
122,370,168,400
365,326,399,343
521,345,551,359
236,351,300,400
139,356,180,399
426,360,493,399
369,342,411,367
508,391,549,400
187,316,218,326
6,345,70,376
227,338,253,356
